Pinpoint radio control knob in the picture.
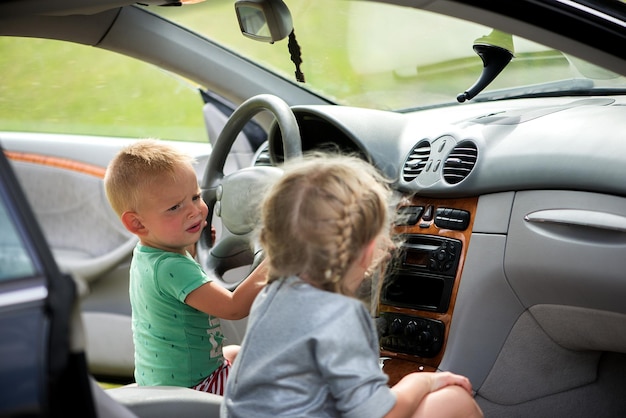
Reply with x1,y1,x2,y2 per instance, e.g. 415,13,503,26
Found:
418,330,433,346
405,320,418,336
390,318,403,335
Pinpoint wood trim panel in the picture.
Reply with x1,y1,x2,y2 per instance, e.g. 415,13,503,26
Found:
380,195,478,385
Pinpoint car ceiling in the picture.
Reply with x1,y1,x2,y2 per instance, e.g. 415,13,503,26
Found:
0,0,166,17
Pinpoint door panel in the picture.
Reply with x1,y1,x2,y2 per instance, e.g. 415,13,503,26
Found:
0,145,96,416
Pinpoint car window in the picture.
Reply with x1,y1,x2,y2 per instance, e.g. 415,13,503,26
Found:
0,37,207,142
0,194,36,281
156,0,626,111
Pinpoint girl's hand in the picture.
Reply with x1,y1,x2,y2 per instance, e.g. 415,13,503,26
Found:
428,371,474,394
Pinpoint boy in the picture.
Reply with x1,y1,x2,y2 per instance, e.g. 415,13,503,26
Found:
104,139,266,395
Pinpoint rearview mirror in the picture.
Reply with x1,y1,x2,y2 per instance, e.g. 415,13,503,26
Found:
235,0,293,43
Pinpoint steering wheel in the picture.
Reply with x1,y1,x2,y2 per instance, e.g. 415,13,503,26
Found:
197,94,302,288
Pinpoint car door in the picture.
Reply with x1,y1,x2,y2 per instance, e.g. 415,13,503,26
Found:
0,145,97,417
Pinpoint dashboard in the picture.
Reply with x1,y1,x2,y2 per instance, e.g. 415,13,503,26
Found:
267,97,626,198
263,95,626,390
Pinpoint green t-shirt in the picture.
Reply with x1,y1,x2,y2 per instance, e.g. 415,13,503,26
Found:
130,244,225,387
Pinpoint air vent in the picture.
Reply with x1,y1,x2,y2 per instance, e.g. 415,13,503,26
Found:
402,140,431,182
252,142,272,166
442,141,478,184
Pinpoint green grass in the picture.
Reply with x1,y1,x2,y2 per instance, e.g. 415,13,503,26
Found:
0,37,207,142
0,1,273,142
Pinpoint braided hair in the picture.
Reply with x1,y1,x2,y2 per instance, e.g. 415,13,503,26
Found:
259,152,392,295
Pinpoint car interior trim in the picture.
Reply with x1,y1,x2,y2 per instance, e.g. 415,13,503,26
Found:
0,284,48,308
379,195,478,384
5,150,107,178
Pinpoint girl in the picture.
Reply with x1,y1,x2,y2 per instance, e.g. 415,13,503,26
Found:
221,153,483,418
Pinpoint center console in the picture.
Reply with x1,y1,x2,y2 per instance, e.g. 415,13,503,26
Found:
378,197,478,382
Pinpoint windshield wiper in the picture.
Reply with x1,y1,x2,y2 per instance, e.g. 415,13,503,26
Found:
470,78,621,102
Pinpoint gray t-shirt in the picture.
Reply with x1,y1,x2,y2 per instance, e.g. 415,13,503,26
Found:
221,276,396,418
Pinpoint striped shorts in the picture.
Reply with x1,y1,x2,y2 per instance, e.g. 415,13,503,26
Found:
191,359,231,395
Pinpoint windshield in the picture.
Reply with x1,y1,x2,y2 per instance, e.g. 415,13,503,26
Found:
156,0,626,111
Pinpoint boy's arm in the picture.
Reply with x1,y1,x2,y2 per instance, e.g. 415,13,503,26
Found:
184,258,268,320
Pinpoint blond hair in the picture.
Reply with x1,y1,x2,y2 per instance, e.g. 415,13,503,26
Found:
104,139,196,217
260,153,392,295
